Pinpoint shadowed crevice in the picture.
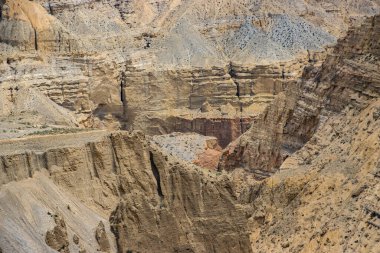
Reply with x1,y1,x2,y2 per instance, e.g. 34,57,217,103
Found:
149,152,164,198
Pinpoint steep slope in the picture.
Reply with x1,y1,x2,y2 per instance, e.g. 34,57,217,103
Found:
0,131,252,253
0,173,117,253
0,85,78,126
244,98,380,252
219,15,380,175
217,14,380,252
226,14,335,64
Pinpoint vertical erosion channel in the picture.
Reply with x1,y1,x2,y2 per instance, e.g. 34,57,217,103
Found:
149,152,164,198
229,62,245,135
34,29,38,51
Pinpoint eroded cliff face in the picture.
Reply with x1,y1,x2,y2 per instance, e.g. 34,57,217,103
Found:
0,131,253,253
1,0,378,143
1,2,380,253
219,15,380,175
124,53,325,147
0,0,129,128
242,85,380,252
214,15,380,252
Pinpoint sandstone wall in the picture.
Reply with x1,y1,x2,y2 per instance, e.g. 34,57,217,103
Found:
0,131,253,253
0,3,380,253
2,0,375,132
123,53,327,147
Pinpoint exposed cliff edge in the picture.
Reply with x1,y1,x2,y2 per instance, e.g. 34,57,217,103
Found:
0,131,253,253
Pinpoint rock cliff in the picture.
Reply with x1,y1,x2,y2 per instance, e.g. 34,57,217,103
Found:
0,1,380,253
217,15,380,252
1,0,378,143
0,131,252,253
219,14,380,175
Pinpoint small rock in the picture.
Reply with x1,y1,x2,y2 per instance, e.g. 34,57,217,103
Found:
73,234,79,245
220,103,236,116
281,242,290,248
373,108,380,120
351,184,368,198
201,101,212,113
95,221,111,252
45,215,70,253
79,247,86,253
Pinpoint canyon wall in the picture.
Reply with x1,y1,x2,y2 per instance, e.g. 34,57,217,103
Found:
0,131,253,253
220,14,380,175
1,0,378,140
218,15,380,252
0,3,380,253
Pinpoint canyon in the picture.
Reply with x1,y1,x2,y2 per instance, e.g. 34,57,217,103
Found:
0,0,380,253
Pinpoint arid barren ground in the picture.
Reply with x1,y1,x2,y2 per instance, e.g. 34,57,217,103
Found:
0,1,380,252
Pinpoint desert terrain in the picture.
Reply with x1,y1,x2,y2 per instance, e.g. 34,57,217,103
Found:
0,0,379,252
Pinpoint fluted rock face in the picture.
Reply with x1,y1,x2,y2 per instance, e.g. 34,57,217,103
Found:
123,52,328,146
1,3,380,253
2,107,375,253
1,110,379,253
123,59,303,113
0,15,379,253
123,67,236,117
245,81,380,253
0,131,252,253
109,152,251,253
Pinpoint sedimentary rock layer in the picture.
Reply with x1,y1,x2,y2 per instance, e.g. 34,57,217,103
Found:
219,15,380,174
0,3,380,253
0,131,252,253
2,0,377,131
